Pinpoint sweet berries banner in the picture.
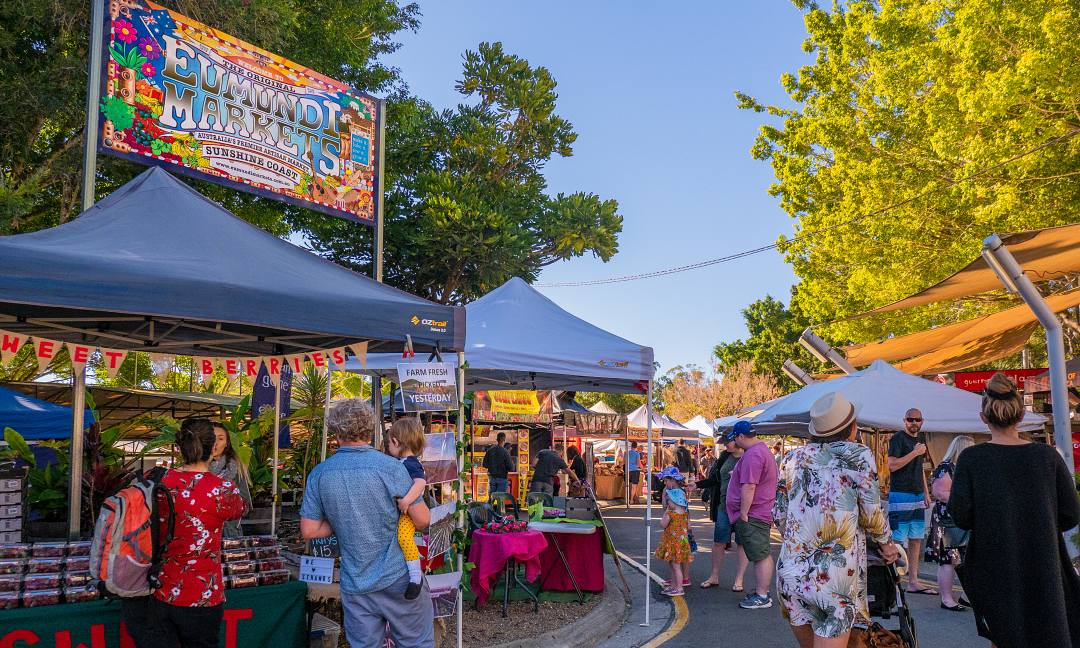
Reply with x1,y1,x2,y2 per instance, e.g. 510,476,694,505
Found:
99,0,381,225
0,328,365,384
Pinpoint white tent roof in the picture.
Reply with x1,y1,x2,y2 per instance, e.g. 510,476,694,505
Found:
589,400,619,414
626,405,697,439
753,360,1046,434
682,415,715,439
343,277,654,393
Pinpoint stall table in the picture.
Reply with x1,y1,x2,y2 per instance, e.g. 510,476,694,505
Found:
529,519,605,603
0,581,307,648
468,529,547,617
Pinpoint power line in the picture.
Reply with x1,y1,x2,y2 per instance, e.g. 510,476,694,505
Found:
537,128,1080,288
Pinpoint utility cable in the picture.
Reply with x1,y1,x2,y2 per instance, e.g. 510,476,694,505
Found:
537,127,1080,288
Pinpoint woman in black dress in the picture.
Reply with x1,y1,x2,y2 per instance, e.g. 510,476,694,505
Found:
949,373,1080,648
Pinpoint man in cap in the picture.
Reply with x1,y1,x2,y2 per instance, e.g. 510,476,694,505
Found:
725,420,779,609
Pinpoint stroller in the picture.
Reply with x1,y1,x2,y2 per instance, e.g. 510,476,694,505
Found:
865,545,919,648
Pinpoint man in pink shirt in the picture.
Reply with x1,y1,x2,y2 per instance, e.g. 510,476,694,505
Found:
725,420,779,609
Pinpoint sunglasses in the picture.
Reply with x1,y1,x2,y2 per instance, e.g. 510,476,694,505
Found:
905,417,923,423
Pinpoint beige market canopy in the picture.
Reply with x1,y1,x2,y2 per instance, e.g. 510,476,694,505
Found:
859,222,1080,316
844,287,1080,372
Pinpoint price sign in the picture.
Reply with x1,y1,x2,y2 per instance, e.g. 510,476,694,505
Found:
308,534,340,558
300,555,335,584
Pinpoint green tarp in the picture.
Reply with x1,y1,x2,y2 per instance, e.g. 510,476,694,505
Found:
0,581,307,648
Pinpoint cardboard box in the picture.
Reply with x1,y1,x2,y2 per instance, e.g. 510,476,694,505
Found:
0,492,21,507
0,517,21,532
594,474,624,501
0,479,21,494
0,505,21,520
0,531,21,544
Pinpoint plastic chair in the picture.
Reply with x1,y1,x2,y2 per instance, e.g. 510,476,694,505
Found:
488,492,520,518
525,492,553,508
466,501,492,532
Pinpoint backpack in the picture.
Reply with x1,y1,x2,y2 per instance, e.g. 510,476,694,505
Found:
89,467,175,597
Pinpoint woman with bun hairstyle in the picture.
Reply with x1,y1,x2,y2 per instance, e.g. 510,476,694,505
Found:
948,373,1080,648
146,417,247,647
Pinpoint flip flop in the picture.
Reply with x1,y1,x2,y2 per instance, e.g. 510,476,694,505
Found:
731,584,744,592
906,587,938,595
699,581,720,589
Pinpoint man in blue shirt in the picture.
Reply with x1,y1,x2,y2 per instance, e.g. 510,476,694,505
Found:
627,441,642,504
301,399,433,648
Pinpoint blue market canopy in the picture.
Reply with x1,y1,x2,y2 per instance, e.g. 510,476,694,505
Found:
0,168,464,357
346,277,654,393
0,385,93,440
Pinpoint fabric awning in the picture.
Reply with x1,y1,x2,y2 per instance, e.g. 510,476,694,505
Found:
0,167,464,356
1025,358,1080,393
858,222,1080,316
844,287,1080,371
0,385,93,440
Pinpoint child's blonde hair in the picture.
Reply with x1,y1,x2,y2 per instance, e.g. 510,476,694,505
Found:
388,417,426,456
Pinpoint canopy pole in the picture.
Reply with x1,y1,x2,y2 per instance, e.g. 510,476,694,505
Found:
320,368,332,461
80,0,104,213
624,426,630,510
455,351,466,648
641,380,653,627
270,374,282,537
67,366,87,540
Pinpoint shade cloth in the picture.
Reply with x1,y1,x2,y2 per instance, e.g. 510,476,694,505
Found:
891,323,1038,374
859,222,1080,316
845,287,1080,369
752,360,1046,434
537,528,605,593
1025,357,1080,393
468,529,549,605
0,167,464,356
0,385,93,440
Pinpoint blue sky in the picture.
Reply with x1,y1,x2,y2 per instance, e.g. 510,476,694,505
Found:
384,1,812,374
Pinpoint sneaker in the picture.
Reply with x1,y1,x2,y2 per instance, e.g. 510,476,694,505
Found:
661,586,684,597
739,593,773,609
404,581,422,600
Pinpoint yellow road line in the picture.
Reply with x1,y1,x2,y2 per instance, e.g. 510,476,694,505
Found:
616,552,690,648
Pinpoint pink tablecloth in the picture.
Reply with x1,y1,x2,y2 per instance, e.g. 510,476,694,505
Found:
538,530,605,593
468,529,548,605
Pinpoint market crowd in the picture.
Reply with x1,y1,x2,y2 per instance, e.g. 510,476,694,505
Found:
654,372,1080,648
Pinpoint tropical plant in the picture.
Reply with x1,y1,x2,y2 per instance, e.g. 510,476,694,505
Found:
0,428,69,522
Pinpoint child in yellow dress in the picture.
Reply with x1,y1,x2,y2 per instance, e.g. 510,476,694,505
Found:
387,417,427,600
656,466,692,597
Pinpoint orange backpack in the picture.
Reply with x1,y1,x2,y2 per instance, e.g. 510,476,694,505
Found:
89,468,175,597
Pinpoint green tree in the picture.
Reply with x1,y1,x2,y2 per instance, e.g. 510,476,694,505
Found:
738,0,1080,346
303,42,623,303
574,391,646,415
714,294,821,391
0,0,419,233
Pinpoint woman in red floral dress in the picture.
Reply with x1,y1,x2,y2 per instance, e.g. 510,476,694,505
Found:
143,417,246,647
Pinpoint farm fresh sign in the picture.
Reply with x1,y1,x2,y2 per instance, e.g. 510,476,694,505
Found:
396,362,458,412
98,1,380,225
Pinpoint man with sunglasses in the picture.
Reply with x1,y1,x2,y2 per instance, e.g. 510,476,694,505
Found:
887,408,936,594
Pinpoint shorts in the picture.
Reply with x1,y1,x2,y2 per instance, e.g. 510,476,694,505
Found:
888,491,927,543
629,470,641,485
778,586,857,639
713,510,733,544
733,517,772,562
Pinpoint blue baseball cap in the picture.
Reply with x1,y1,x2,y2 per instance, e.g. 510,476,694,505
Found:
724,420,753,442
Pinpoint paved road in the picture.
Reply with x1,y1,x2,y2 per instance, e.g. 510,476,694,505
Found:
600,502,985,648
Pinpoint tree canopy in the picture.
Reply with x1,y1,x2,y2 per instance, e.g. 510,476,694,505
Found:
714,293,821,391
737,0,1080,349
658,360,781,422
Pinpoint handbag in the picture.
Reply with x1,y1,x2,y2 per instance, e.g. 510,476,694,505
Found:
942,525,970,549
688,526,698,553
847,623,905,648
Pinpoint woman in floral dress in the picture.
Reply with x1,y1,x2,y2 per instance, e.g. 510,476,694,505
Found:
148,418,246,647
774,393,897,648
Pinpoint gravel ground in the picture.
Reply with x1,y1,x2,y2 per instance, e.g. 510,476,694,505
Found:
461,596,601,647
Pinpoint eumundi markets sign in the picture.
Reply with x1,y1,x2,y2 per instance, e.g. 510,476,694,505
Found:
98,1,380,225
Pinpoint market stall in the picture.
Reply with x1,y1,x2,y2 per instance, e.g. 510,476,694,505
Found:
0,168,465,627
345,277,654,607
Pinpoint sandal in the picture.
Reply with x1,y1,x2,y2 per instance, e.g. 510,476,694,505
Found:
700,580,721,589
906,586,938,595
731,584,744,592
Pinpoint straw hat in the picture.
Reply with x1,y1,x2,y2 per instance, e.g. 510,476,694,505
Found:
808,392,861,437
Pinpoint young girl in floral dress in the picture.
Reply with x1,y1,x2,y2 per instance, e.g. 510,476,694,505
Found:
656,467,693,597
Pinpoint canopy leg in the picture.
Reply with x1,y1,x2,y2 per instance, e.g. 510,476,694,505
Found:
456,351,466,648
320,368,332,461
68,366,86,540
270,374,282,537
641,381,653,627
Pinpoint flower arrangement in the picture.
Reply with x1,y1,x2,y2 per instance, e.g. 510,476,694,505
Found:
481,516,529,534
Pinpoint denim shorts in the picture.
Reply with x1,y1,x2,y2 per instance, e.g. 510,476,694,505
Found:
713,510,733,543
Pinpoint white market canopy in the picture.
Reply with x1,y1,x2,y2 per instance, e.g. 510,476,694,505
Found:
752,360,1046,434
345,277,654,393
626,404,696,440
682,414,715,441
589,400,619,414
